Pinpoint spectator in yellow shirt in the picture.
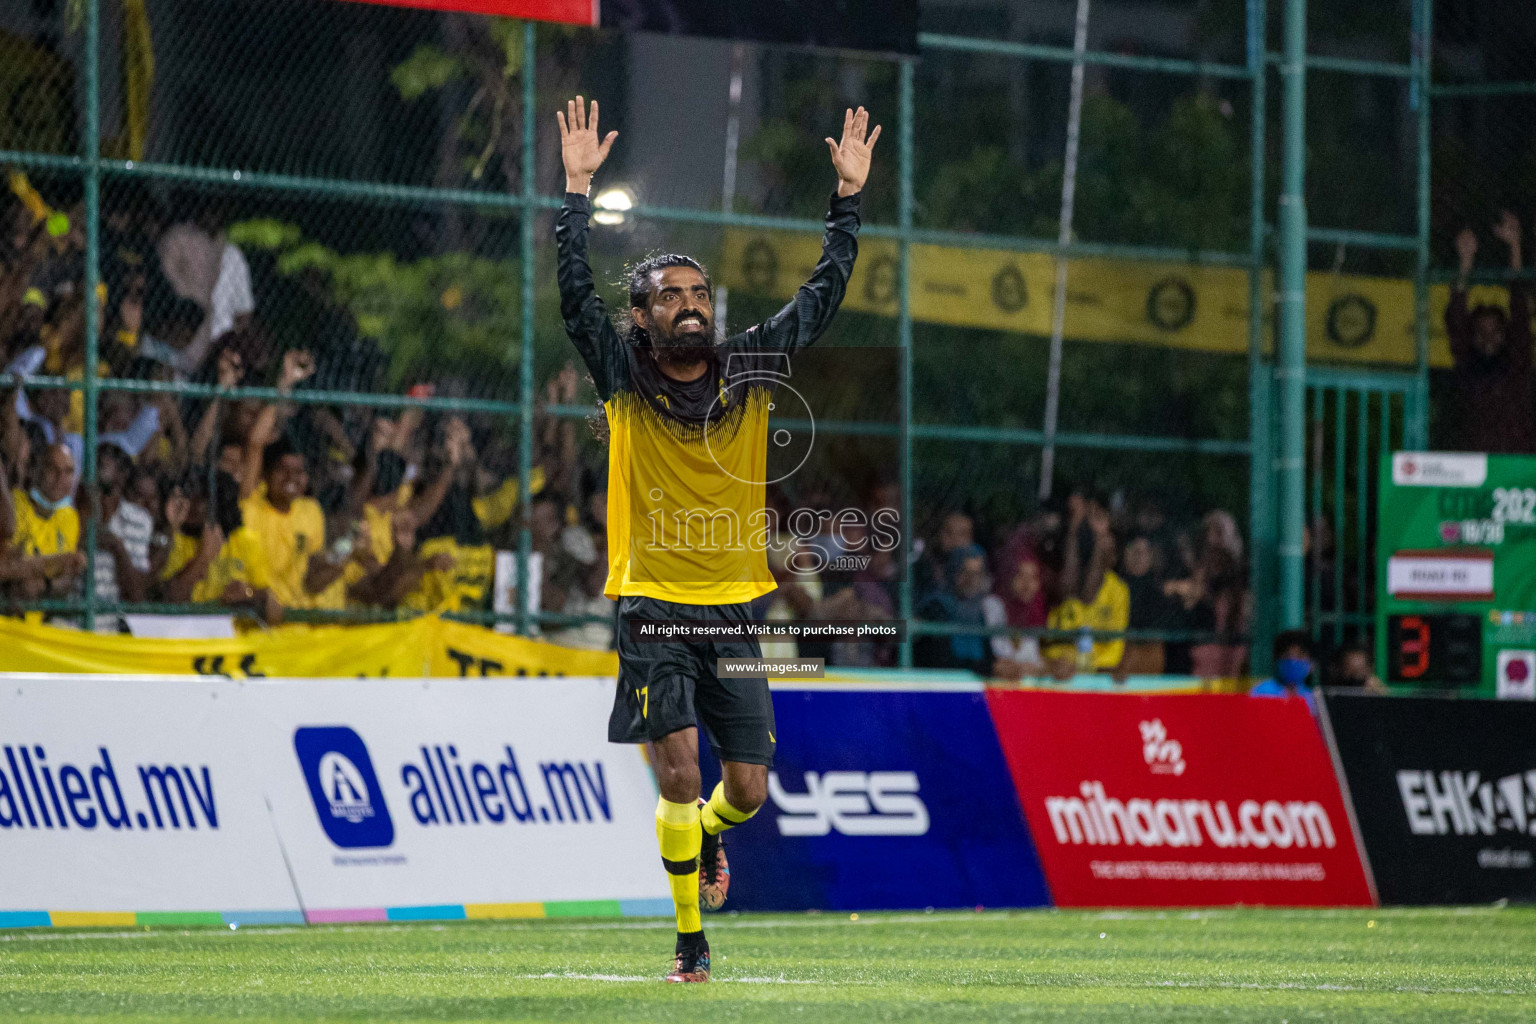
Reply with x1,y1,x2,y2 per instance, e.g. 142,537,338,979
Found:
233,350,379,611
0,446,84,601
241,437,372,610
7,442,85,603
161,470,280,623
404,479,493,614
341,413,463,608
1046,492,1130,676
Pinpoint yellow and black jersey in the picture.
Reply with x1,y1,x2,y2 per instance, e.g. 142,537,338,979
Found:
402,535,494,614
555,190,861,606
11,489,79,557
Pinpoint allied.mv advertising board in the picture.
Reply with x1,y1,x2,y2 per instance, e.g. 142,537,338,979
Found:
0,677,303,926
248,676,669,920
0,675,670,926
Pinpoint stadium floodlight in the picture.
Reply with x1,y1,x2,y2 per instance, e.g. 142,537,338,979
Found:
592,186,636,226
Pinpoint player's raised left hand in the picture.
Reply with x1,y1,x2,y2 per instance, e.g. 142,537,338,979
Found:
826,106,882,198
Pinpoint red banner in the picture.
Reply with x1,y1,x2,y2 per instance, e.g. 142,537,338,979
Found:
987,691,1374,907
335,0,596,26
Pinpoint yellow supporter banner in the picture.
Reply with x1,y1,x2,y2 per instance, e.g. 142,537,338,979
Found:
0,615,619,679
722,229,1532,369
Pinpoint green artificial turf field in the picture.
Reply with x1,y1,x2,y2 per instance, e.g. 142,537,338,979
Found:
2,906,1534,1022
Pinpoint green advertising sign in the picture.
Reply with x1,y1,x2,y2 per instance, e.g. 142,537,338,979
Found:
1377,452,1536,699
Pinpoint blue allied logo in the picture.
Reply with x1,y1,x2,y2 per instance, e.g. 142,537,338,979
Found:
294,726,395,848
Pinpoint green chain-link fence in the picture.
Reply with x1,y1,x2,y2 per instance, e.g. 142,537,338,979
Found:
1,0,1527,673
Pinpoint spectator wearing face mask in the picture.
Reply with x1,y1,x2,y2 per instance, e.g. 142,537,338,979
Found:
14,441,81,564
1250,630,1317,712
1443,212,1534,454
2,443,86,608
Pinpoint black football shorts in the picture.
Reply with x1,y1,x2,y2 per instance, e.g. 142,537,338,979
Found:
609,594,776,767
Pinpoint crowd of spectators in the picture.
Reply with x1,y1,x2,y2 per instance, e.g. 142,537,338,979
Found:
905,490,1252,681
1,174,615,647
11,173,1520,679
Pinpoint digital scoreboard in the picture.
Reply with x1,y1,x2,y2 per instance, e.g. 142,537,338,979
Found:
1377,453,1536,698
1383,613,1482,685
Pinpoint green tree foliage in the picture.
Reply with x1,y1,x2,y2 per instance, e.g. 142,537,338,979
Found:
229,218,522,390
917,93,1249,251
742,76,1253,518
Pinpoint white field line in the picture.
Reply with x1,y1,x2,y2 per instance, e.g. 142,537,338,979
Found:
519,972,818,985
513,974,1523,996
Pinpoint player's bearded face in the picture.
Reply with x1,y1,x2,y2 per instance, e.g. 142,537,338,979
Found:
638,266,716,362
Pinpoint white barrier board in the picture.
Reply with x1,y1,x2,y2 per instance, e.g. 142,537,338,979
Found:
0,675,667,924
0,676,301,920
244,676,665,915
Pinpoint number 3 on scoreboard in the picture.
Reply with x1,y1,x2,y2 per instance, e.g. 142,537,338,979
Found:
1394,615,1431,679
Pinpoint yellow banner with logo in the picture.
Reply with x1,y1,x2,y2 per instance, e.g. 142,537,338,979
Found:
723,230,1531,369
0,615,619,679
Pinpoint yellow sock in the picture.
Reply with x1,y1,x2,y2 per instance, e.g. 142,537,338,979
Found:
655,797,702,935
701,782,759,837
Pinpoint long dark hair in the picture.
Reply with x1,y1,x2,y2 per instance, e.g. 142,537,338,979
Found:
588,253,715,446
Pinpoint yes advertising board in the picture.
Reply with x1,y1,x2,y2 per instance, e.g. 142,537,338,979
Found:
1322,691,1536,904
698,684,1050,911
0,675,668,925
988,691,1373,907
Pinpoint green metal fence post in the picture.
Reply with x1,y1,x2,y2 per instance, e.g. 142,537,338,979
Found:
897,57,915,668
1277,0,1307,630
1357,388,1370,640
81,0,102,632
1332,388,1346,643
1308,387,1322,640
516,19,537,635
1246,0,1275,674
1409,0,1433,449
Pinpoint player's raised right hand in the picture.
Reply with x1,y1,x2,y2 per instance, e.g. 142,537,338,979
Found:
557,96,618,195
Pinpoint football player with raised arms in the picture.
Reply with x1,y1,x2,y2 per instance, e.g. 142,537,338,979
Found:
554,95,879,982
